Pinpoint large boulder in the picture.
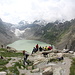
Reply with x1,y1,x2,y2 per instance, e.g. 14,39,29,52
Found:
7,46,17,52
0,71,6,75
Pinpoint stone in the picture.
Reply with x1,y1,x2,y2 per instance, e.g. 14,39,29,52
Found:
69,51,74,54
31,68,40,73
0,71,6,75
7,47,17,52
62,49,69,53
21,66,24,69
42,67,53,75
33,61,40,65
53,67,64,75
73,52,75,55
28,66,32,70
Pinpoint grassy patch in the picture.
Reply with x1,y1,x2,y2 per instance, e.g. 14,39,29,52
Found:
0,48,23,57
70,58,75,75
0,66,7,71
8,66,19,75
0,59,9,65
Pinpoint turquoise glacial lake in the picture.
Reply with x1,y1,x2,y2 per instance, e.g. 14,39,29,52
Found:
8,40,52,53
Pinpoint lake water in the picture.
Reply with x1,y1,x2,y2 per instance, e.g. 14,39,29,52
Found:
8,40,52,53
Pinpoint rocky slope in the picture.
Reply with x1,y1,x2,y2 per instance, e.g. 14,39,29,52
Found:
0,18,18,47
16,19,75,50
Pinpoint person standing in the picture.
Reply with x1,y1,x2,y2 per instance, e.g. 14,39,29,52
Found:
23,50,29,65
36,44,39,51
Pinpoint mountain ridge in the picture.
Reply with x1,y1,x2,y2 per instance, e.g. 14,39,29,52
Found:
0,18,75,51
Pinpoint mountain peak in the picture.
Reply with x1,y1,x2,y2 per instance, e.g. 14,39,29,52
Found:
33,20,48,25
18,20,29,25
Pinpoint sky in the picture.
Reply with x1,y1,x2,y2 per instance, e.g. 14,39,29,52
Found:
0,0,75,24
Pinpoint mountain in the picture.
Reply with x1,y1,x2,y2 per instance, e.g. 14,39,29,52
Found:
16,19,75,51
0,18,18,47
36,19,75,50
1,18,75,51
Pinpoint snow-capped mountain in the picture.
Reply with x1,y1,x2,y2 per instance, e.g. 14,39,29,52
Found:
33,20,48,26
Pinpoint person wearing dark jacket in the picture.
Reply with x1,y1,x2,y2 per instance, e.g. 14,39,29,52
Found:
23,50,29,65
32,47,37,54
39,46,42,51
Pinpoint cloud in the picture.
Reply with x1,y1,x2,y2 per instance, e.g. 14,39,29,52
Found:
0,0,75,24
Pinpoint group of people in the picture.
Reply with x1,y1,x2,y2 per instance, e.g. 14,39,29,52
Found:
23,44,53,65
32,44,53,54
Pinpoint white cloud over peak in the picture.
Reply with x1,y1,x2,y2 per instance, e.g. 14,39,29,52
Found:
0,0,75,24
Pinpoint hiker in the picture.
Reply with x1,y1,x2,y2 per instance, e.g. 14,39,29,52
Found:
1,45,3,48
0,56,3,59
23,50,29,65
48,46,52,50
48,46,51,50
32,47,37,54
39,46,42,51
36,44,39,51
45,46,48,51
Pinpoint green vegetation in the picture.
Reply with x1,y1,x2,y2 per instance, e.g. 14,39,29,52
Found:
0,59,9,65
41,21,72,44
0,66,7,71
70,58,75,75
8,66,19,75
0,48,34,75
0,48,23,74
0,48,23,57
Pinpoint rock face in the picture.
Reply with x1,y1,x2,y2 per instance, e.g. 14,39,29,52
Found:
0,18,18,47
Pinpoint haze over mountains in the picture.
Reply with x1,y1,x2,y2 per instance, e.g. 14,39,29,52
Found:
0,18,75,51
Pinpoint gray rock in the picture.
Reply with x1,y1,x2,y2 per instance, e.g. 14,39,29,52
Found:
69,51,74,54
31,68,40,73
0,71,6,75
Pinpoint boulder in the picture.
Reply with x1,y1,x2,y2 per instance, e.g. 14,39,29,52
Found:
33,61,40,65
31,68,40,73
69,51,74,54
7,47,17,52
0,71,6,75
62,49,69,53
73,52,75,56
42,67,53,75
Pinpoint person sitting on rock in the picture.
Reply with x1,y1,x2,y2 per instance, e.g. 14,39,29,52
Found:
39,46,42,51
45,46,48,51
32,47,37,54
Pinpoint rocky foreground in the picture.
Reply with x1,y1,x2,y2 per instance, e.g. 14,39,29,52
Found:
0,48,75,75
